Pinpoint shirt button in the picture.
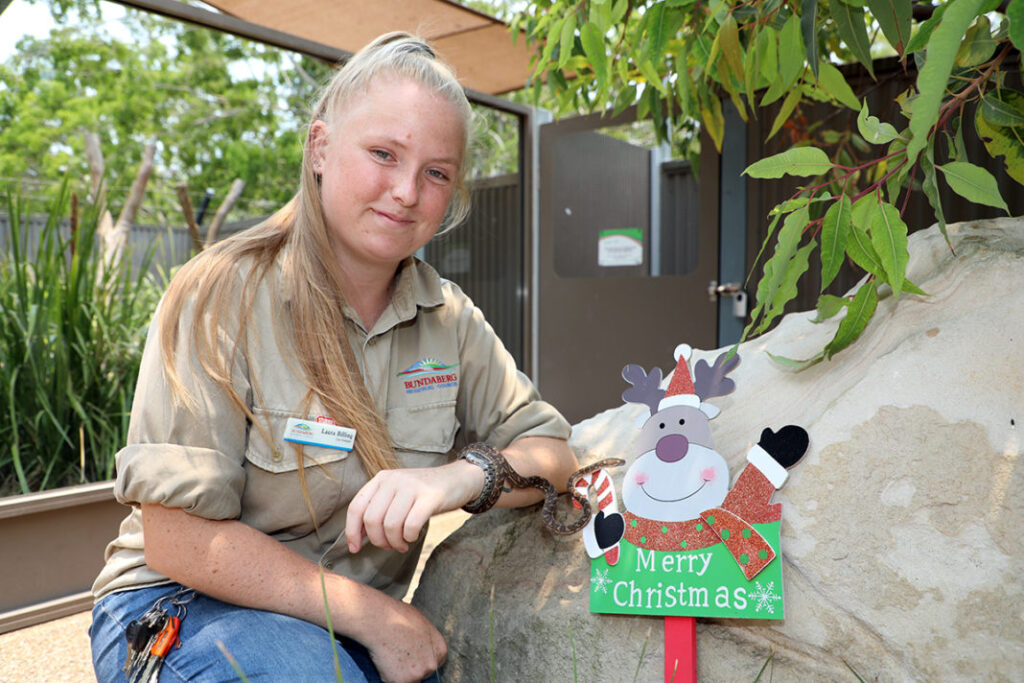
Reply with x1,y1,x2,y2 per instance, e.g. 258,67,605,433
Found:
322,559,333,570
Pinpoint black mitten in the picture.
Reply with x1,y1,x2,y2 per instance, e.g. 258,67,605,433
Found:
758,425,809,469
593,511,625,550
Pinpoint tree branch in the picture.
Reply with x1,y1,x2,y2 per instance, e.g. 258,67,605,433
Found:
205,178,245,244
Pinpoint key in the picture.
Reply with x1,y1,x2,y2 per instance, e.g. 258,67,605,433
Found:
124,610,167,681
137,615,181,683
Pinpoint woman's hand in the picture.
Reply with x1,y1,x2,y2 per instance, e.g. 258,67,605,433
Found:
345,460,483,553
361,595,448,683
346,437,580,553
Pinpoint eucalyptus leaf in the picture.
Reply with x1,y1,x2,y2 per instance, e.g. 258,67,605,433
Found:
905,3,948,54
557,15,576,69
768,88,802,141
700,88,725,152
801,0,819,79
821,195,852,291
541,16,565,66
744,146,833,178
765,351,825,369
769,196,812,215
905,0,986,165
831,0,874,77
750,208,809,336
779,13,805,85
1010,0,1024,51
869,201,909,298
825,282,878,358
857,101,901,144
976,91,1024,185
937,161,1011,212
580,22,608,95
611,0,630,23
718,13,745,82
846,196,887,279
642,2,667,63
758,26,780,83
903,279,928,296
814,294,849,321
590,0,612,32
768,240,816,319
954,15,996,68
865,0,912,56
919,144,949,245
980,90,1024,127
816,62,861,110
761,75,790,106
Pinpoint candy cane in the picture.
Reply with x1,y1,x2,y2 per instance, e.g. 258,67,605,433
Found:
576,468,622,564
573,468,619,513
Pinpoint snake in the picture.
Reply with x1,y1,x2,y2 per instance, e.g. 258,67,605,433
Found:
470,442,625,535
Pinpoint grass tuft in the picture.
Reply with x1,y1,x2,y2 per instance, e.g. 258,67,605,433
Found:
0,183,163,494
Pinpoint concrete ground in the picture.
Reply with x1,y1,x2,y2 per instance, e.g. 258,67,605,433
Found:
0,510,468,682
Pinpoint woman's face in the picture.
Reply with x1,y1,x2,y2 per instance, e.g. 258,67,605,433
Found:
309,77,465,277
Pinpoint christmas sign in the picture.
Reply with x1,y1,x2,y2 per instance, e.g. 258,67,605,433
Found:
573,344,808,680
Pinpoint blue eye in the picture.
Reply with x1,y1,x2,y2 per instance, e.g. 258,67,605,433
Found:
372,149,392,160
427,169,450,181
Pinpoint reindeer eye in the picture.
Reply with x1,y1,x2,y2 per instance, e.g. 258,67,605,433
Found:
679,418,686,425
658,422,665,429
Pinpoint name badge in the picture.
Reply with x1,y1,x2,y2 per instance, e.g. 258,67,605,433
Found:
283,417,356,451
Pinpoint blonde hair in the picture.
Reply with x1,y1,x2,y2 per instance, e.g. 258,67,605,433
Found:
158,32,472,479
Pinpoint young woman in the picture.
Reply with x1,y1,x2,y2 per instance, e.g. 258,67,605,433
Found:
90,33,578,683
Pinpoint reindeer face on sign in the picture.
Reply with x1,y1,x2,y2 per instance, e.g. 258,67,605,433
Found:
622,404,729,521
620,346,739,523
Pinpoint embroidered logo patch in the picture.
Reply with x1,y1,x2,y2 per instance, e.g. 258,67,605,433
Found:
398,358,459,394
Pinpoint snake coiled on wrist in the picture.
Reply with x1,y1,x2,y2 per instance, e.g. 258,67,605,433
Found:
467,442,624,535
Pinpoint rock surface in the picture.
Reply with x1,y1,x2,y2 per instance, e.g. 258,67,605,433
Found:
413,218,1024,681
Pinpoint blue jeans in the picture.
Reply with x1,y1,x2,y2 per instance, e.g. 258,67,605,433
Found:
90,583,441,682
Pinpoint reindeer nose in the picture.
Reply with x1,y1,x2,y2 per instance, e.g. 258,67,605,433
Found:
656,434,689,462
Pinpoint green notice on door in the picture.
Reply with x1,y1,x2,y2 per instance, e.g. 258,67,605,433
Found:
598,228,644,267
589,522,784,619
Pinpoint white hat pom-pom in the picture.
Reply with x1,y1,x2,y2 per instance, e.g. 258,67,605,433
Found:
673,344,692,362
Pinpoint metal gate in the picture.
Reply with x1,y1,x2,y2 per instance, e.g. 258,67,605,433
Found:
536,109,719,424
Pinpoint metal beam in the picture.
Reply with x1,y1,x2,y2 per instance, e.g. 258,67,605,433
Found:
107,0,527,114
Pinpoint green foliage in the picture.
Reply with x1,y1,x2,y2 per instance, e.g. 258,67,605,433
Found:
516,0,1022,363
0,3,330,221
0,185,163,494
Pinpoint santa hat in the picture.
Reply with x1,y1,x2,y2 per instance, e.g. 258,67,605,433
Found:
659,344,701,411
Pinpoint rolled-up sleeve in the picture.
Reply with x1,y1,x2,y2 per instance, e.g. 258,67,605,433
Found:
447,283,571,449
115,294,250,520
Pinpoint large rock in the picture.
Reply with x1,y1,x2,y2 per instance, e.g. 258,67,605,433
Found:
413,218,1024,681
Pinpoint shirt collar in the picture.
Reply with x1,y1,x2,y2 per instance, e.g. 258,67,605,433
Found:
346,257,445,336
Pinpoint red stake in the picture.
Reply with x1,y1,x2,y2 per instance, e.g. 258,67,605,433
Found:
664,616,697,682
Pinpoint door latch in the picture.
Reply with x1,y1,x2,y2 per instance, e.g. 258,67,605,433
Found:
708,281,748,318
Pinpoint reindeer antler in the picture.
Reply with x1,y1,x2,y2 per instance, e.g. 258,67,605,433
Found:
621,364,665,414
693,351,741,402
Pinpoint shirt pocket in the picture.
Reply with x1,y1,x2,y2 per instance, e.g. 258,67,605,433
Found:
386,399,460,455
245,407,351,474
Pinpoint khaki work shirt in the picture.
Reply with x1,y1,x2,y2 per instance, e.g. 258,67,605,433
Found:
93,255,570,601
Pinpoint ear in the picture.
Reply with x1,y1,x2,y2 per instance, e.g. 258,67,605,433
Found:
308,120,330,172
699,402,721,420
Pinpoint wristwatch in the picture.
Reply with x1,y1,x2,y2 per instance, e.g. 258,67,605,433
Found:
457,442,506,514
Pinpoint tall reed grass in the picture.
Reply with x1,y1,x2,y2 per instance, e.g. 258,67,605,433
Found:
0,184,164,495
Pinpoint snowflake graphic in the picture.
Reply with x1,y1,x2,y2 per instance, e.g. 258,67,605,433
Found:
747,580,782,614
591,567,613,594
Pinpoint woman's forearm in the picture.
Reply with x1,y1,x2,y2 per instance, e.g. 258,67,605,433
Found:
496,436,581,508
143,504,398,642
141,503,447,681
